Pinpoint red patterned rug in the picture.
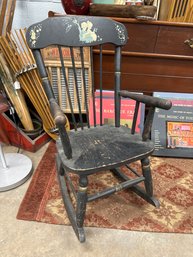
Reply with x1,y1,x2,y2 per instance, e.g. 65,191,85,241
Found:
17,141,193,233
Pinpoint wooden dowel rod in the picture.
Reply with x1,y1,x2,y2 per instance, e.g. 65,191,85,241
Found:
1,36,54,129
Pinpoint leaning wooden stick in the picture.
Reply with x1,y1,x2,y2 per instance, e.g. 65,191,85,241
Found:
4,0,16,34
0,35,54,131
13,29,53,119
8,32,51,121
0,0,16,36
0,0,8,35
0,53,34,130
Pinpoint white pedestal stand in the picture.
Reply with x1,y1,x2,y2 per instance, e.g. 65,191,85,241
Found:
0,144,32,192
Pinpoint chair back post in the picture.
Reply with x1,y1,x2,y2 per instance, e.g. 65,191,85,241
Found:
32,49,55,100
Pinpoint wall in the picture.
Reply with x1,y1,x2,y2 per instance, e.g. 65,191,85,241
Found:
12,0,64,29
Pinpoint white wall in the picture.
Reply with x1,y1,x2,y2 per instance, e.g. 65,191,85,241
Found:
12,0,64,29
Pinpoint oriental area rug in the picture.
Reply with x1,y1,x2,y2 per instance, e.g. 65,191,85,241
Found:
17,141,193,233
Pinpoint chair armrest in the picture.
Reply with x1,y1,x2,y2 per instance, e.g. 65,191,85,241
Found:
49,98,67,127
119,90,172,110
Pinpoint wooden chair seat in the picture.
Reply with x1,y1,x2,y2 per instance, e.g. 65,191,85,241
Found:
57,125,154,173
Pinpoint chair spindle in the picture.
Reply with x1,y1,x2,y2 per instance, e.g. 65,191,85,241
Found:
90,47,96,127
115,46,121,127
58,46,77,130
99,45,103,126
70,47,84,129
80,47,90,128
131,101,140,134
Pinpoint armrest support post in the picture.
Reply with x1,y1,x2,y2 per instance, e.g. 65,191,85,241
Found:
142,107,155,141
50,98,72,159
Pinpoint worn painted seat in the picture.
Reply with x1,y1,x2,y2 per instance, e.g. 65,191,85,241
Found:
57,125,154,172
26,15,172,242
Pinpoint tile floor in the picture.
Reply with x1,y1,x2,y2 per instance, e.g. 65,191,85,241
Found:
0,143,193,257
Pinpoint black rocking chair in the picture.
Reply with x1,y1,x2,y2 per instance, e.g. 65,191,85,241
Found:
26,15,172,242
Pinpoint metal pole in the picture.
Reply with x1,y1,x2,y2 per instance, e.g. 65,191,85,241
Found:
0,143,7,169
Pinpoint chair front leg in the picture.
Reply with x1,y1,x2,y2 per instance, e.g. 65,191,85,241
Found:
76,176,88,229
141,157,153,197
56,155,87,242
